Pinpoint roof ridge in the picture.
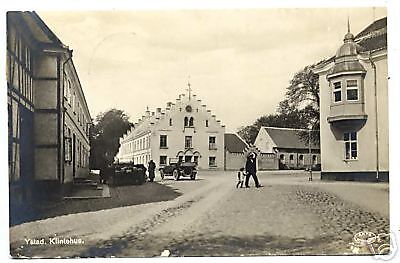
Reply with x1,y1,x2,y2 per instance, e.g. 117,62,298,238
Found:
261,126,309,131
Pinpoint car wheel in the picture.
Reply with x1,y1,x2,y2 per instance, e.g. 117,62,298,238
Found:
173,169,179,181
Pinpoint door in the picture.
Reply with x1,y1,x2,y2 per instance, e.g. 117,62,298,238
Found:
19,106,34,201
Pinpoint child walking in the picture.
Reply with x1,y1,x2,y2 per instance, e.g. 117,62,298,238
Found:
236,167,246,188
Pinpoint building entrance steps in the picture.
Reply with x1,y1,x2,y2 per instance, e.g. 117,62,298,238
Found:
64,173,110,200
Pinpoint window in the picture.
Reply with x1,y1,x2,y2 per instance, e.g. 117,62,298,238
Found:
184,117,194,127
178,156,183,162
312,155,318,165
344,132,357,160
64,127,72,162
209,136,216,150
209,156,216,167
289,154,294,164
299,155,304,165
346,80,359,101
193,156,199,164
185,156,192,162
333,81,342,102
280,154,285,164
185,136,192,149
72,92,76,112
205,120,209,127
169,118,172,126
160,135,167,148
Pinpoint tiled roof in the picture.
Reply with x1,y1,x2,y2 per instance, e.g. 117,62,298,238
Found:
262,127,320,150
224,133,248,153
355,17,387,52
355,17,387,39
357,33,387,52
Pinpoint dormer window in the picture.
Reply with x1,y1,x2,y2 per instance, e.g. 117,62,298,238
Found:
333,81,342,102
346,80,359,101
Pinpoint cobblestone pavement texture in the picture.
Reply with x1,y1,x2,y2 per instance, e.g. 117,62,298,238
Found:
10,171,389,257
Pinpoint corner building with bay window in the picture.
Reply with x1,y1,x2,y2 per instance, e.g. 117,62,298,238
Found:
314,17,388,181
116,93,225,170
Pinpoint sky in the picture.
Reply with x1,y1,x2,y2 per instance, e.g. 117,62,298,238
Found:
39,7,386,132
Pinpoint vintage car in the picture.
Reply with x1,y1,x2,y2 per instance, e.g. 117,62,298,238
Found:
107,162,147,185
159,158,197,180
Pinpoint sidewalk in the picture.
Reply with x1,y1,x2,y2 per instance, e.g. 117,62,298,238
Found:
10,181,181,226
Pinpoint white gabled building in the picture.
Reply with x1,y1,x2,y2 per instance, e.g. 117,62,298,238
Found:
116,91,225,170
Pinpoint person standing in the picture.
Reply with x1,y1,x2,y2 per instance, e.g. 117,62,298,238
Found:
236,167,246,188
148,160,156,182
245,153,262,188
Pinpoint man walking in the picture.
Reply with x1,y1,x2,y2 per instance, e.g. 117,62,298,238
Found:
245,153,262,188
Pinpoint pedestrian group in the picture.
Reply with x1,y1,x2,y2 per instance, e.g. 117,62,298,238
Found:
236,152,262,188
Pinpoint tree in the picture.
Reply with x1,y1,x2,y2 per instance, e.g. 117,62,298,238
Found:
237,64,320,144
89,109,133,169
280,65,320,143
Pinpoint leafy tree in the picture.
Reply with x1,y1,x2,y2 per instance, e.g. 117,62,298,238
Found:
89,109,133,169
280,65,320,143
238,64,320,144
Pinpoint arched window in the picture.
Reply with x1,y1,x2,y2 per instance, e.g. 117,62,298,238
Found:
189,117,194,127
169,118,172,126
184,117,188,127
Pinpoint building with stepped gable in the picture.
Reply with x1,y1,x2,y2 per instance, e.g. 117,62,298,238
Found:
116,91,225,170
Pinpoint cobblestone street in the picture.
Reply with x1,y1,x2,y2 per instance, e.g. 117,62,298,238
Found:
10,171,389,257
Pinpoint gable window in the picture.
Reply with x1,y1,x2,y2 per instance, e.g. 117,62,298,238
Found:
346,80,359,101
344,132,357,160
333,81,342,102
185,136,193,149
209,156,216,167
160,135,167,148
189,117,194,127
209,136,216,150
184,117,189,127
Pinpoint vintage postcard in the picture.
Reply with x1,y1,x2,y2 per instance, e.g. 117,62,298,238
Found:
5,2,397,259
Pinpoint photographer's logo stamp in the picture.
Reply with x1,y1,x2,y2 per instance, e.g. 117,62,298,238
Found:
349,231,397,260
